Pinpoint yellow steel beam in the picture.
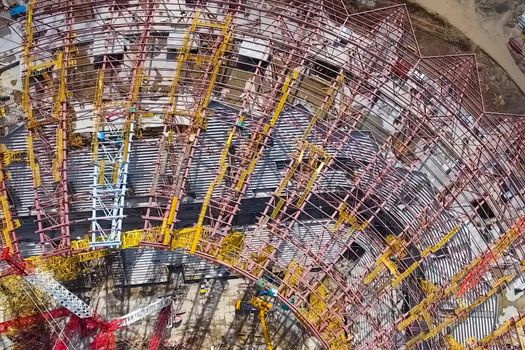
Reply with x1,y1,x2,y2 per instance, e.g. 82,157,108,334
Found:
275,146,307,197
518,324,525,350
296,148,331,208
98,160,105,185
0,171,15,251
25,134,40,187
52,51,66,120
91,69,105,162
21,0,37,125
279,260,304,295
233,68,301,195
53,127,64,182
193,14,232,128
192,114,242,252
161,196,178,245
421,225,461,256
23,0,36,60
302,69,345,139
164,11,201,120
480,319,514,344
251,297,273,350
160,13,232,246
191,69,301,254
391,225,460,287
111,160,120,184
28,55,60,74
334,203,368,231
364,235,406,285
196,21,230,30
270,198,285,220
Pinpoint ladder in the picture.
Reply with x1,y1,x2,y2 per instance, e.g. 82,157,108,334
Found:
89,1,155,248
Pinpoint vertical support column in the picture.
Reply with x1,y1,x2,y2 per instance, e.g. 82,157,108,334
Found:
142,11,234,247
190,5,325,255
23,1,74,255
0,147,22,256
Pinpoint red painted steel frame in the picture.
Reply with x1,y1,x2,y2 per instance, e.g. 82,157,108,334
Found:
11,1,525,349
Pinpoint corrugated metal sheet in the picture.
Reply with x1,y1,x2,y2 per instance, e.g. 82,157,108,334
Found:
451,295,497,344
111,249,224,286
4,101,406,217
3,100,497,343
3,124,33,215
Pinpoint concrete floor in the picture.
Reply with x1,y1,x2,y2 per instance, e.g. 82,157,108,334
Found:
89,273,319,350
407,0,525,95
498,275,525,325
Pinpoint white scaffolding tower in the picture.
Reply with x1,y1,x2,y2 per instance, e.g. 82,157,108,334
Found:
89,1,155,248
90,106,135,248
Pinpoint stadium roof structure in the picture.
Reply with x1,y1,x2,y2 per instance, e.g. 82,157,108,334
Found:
1,0,525,349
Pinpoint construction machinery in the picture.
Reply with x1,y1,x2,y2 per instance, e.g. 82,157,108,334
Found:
234,294,274,350
251,297,274,350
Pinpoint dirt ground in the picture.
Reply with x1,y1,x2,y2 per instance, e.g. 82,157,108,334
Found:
406,1,525,114
348,0,525,114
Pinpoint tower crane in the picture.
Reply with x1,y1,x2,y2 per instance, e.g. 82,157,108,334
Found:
74,296,173,350
0,247,93,318
147,301,174,350
0,307,70,334
0,246,174,349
